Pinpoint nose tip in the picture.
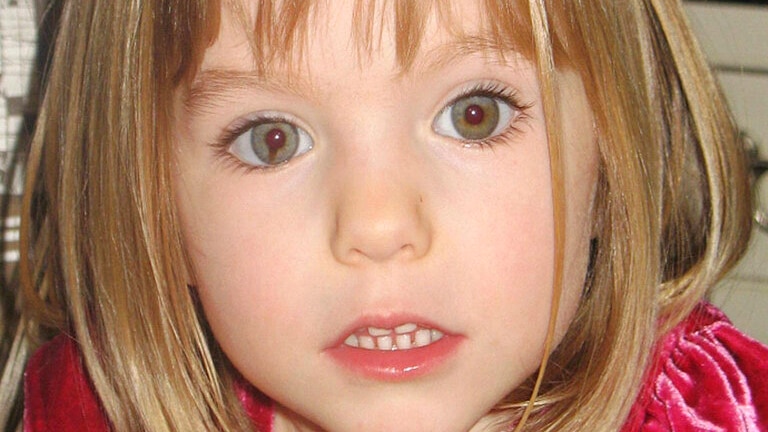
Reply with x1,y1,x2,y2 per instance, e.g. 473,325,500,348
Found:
331,193,431,265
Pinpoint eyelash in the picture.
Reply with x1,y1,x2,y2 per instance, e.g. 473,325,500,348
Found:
210,82,533,172
438,82,533,149
212,113,308,174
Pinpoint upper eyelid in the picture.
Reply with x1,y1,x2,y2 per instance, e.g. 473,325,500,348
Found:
437,81,530,113
218,111,313,144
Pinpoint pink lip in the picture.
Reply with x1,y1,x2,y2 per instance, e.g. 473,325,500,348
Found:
325,315,464,381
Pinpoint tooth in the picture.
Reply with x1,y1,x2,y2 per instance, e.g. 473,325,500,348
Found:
396,333,412,350
344,334,359,348
395,323,417,334
368,327,391,337
359,335,375,350
415,329,431,347
431,329,444,342
377,335,393,350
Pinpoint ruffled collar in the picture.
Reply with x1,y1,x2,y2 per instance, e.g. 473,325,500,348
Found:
621,303,768,431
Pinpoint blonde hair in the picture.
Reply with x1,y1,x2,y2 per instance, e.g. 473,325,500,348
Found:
2,1,752,431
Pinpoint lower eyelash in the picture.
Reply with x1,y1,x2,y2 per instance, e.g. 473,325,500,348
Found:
210,82,533,170
211,114,300,173
469,116,531,150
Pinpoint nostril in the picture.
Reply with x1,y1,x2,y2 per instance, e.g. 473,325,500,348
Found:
341,234,416,263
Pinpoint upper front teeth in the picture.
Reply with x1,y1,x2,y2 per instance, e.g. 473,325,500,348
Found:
395,323,417,333
343,323,444,350
368,327,391,337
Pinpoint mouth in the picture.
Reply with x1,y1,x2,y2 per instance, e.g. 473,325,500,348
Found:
343,323,445,351
326,317,463,381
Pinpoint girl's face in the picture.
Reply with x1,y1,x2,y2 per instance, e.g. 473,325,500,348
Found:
174,2,598,431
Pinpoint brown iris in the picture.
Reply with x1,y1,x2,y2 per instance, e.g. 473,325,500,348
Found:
450,95,500,140
251,121,300,165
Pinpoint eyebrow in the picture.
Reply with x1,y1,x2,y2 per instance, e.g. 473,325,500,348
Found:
415,36,526,73
183,37,525,113
183,69,315,114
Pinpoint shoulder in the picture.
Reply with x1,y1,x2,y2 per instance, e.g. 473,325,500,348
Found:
24,335,274,431
24,335,111,432
623,303,768,431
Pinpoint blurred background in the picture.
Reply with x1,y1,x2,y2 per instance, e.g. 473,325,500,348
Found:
1,0,766,343
686,0,768,344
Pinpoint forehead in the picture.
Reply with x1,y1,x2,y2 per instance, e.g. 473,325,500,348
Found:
202,0,534,75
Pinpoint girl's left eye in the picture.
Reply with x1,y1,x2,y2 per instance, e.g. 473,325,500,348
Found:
432,93,517,142
227,117,314,168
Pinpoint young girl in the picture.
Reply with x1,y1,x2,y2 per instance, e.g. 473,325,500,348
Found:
2,0,767,431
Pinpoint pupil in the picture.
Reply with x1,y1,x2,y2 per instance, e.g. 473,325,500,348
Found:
464,105,485,125
265,128,285,151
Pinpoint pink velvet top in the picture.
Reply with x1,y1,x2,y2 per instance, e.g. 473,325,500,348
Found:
24,303,768,431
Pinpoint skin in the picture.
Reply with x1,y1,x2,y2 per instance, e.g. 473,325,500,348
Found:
173,2,599,431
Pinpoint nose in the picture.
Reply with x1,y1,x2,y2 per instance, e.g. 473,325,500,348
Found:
330,159,432,265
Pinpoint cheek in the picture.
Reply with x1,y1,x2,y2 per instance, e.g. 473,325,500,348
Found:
175,179,324,357
439,152,558,350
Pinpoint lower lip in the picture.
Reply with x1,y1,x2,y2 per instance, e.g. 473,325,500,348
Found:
325,336,464,381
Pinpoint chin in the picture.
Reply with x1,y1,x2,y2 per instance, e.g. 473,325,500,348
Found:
313,413,480,432
279,393,495,432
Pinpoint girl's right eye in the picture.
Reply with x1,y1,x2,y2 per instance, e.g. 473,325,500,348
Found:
226,117,314,168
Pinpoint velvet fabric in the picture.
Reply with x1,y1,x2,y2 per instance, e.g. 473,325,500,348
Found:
24,303,768,431
621,303,768,431
23,337,273,432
